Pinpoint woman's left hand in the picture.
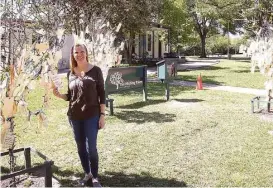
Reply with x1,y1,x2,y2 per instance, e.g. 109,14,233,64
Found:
99,115,105,129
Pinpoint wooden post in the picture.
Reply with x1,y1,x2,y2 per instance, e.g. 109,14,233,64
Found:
257,96,260,110
165,61,169,101
44,161,53,187
143,66,147,102
268,91,272,112
105,80,109,108
24,147,31,169
267,99,271,112
251,99,254,113
109,99,114,116
165,82,169,101
105,98,109,108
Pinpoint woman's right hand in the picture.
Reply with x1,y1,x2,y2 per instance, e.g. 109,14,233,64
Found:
53,88,67,101
53,88,61,98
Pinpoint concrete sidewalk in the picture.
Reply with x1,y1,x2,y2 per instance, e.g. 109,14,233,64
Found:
147,57,265,96
146,59,220,74
171,80,265,96
148,78,265,96
177,60,219,71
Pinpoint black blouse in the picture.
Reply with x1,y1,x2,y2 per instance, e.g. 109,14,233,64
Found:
66,66,105,120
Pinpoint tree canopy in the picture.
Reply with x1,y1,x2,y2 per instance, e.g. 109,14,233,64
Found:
160,0,259,57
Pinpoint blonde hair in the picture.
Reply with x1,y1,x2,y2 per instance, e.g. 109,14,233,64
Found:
70,44,89,72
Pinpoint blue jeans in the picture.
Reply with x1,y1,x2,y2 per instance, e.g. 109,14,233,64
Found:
69,116,99,178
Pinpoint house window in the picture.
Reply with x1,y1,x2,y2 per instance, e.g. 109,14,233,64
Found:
147,34,152,51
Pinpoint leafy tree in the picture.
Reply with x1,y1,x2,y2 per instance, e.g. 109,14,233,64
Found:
206,35,228,54
28,0,161,64
161,0,248,57
239,0,273,36
160,0,197,53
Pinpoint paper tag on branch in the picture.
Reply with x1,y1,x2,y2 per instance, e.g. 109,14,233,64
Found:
2,97,16,119
50,74,62,89
38,112,48,128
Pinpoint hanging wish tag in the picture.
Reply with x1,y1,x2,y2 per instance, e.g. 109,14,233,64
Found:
50,74,63,89
2,97,16,119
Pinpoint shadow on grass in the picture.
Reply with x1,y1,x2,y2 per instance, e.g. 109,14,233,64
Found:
148,83,195,97
180,65,228,71
232,60,251,63
230,57,251,61
100,171,187,187
52,168,86,187
0,164,28,174
108,89,143,97
233,68,260,73
175,75,224,85
117,99,166,109
174,99,204,103
199,66,228,70
111,83,195,98
115,110,176,124
233,69,252,73
1,166,10,174
199,56,251,61
53,168,187,187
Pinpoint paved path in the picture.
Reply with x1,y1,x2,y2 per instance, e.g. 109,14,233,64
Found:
146,57,265,96
178,59,220,71
147,78,265,96
172,80,265,96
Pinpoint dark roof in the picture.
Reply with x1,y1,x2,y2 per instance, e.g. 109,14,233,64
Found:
150,22,171,29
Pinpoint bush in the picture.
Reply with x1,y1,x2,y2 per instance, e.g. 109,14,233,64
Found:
206,35,229,55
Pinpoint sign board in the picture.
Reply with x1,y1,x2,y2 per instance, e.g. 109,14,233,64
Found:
105,66,147,95
156,60,178,101
157,60,177,80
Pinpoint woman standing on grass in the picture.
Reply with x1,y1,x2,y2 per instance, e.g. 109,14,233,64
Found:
53,43,105,187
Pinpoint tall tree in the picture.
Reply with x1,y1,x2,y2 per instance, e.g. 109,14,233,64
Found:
160,0,195,53
28,0,161,64
161,0,247,57
238,0,273,37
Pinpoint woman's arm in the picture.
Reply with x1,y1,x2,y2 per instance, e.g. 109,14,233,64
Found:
99,104,105,129
100,104,105,114
53,88,68,101
96,67,106,105
97,67,106,129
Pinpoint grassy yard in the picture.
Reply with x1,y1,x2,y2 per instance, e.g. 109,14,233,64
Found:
1,78,273,186
177,59,266,89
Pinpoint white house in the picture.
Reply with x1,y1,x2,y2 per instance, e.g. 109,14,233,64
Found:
133,23,170,59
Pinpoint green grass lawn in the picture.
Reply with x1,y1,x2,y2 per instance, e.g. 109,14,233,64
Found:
1,80,273,187
177,59,266,89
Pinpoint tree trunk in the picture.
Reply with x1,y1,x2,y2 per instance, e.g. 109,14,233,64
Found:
200,35,206,58
124,30,134,64
124,43,130,65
